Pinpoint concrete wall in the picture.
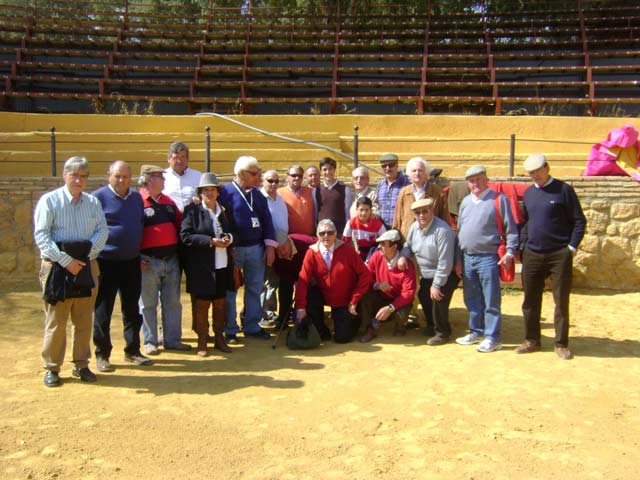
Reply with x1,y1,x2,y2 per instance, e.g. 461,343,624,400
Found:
2,112,639,177
2,175,639,291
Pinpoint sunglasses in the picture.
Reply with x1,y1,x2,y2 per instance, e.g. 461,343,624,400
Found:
266,179,280,184
381,163,397,169
288,173,303,178
318,230,336,236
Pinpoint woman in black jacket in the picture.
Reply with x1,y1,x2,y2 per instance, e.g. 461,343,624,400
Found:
180,173,236,356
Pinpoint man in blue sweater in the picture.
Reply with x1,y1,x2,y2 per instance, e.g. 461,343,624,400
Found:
92,161,151,371
219,156,277,341
455,166,519,353
517,154,586,360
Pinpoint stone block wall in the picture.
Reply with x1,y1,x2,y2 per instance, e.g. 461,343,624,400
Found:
1,176,638,291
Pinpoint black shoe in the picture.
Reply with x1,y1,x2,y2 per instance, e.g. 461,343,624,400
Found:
244,328,271,340
72,367,97,383
320,331,332,341
44,370,61,388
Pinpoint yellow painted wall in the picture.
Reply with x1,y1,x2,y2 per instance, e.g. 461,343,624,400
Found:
1,112,637,178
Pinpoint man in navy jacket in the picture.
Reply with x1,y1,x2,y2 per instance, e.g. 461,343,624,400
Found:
517,154,586,360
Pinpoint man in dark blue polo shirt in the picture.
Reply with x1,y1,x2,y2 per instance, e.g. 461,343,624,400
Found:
517,154,586,360
92,161,151,371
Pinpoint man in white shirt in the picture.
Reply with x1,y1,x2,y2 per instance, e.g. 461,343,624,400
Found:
162,141,202,213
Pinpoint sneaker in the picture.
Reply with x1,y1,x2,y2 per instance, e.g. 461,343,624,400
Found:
555,346,573,360
259,318,276,329
476,339,502,353
96,356,115,372
456,332,482,345
124,353,154,365
144,345,160,355
164,342,192,351
426,335,449,346
515,340,540,354
226,334,239,345
72,367,97,382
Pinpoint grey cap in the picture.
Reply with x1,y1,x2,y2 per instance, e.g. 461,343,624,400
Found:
464,165,487,179
523,153,547,172
379,153,399,163
140,164,165,176
376,229,401,243
197,172,220,192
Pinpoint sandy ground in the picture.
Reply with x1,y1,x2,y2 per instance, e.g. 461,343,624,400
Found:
1,281,639,480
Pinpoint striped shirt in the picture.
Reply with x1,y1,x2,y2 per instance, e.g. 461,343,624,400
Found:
33,186,108,267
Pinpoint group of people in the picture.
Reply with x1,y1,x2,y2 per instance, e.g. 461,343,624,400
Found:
34,142,586,388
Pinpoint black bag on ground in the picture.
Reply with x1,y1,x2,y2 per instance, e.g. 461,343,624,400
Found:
286,315,321,350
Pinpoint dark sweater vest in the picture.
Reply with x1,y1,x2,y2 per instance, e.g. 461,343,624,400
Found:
316,183,346,235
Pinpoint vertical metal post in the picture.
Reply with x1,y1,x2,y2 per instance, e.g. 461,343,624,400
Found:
50,127,56,177
205,126,211,173
353,125,359,168
509,133,516,177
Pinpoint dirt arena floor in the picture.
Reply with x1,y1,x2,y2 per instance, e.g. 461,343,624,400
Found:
1,281,639,480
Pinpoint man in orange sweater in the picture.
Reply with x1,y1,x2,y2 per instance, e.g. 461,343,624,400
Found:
278,164,316,236
295,219,372,343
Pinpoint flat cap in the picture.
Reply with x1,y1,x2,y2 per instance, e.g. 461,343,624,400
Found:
410,197,434,211
464,165,487,179
140,164,165,176
379,153,399,163
376,229,401,243
523,153,547,172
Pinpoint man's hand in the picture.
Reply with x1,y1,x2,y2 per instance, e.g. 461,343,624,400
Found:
296,308,307,322
430,285,444,301
265,245,276,267
498,254,513,268
141,259,149,273
348,303,358,316
65,258,86,276
374,281,392,293
455,261,462,277
397,256,408,271
374,305,394,322
276,240,292,259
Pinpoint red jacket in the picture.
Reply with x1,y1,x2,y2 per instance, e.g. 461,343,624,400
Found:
295,240,372,309
367,250,417,311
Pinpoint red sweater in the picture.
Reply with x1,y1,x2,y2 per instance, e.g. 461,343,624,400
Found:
295,240,372,309
367,250,417,310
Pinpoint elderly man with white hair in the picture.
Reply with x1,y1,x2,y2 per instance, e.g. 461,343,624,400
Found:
392,156,449,240
219,156,277,341
349,166,380,219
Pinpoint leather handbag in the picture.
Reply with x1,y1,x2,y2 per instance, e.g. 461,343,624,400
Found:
493,194,515,282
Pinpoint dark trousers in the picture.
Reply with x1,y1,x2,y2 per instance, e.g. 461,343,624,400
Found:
93,257,143,358
417,272,459,338
359,289,411,330
276,279,295,327
306,286,360,343
521,247,572,347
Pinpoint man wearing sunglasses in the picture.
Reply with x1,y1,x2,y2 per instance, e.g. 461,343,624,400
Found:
375,153,410,229
260,170,290,327
295,219,372,343
219,156,278,341
278,164,316,236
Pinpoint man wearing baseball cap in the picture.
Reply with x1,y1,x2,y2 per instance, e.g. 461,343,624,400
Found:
517,154,586,360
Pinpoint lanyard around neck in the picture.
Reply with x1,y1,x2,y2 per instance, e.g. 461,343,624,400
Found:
232,180,254,212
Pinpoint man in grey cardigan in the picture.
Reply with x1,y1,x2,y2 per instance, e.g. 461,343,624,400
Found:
455,166,519,353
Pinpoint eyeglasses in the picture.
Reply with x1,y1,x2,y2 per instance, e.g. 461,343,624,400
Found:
318,230,336,236
245,169,261,176
381,163,397,169
288,173,303,178
266,179,280,184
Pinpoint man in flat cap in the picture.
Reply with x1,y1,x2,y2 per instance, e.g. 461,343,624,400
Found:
359,229,417,343
455,166,519,353
375,153,410,229
517,154,586,360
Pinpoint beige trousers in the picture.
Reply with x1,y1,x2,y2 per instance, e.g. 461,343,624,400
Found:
39,259,99,372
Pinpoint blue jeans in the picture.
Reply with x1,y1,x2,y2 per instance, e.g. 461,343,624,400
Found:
225,243,265,335
139,254,183,348
462,253,502,342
